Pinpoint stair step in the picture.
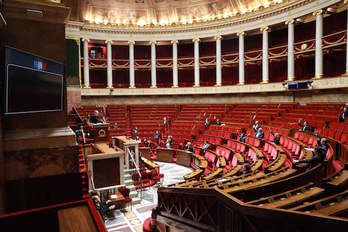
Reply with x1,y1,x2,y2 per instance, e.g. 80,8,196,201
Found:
129,190,138,198
124,179,133,185
132,197,141,205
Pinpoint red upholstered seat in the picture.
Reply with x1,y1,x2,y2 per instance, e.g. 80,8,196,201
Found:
143,217,152,232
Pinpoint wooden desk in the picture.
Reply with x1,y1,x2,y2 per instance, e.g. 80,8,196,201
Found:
203,168,223,181
176,150,192,167
58,206,98,232
156,148,175,163
142,157,159,169
109,191,125,206
140,147,151,160
184,169,203,180
93,124,109,143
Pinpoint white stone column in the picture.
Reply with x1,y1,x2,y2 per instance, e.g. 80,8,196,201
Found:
286,19,295,81
106,40,113,88
193,38,200,87
238,32,245,85
171,40,179,87
150,41,157,88
261,27,269,83
314,10,323,79
128,40,135,88
82,38,90,88
346,9,348,75
215,35,222,86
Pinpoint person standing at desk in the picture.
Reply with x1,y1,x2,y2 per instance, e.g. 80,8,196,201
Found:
89,110,106,125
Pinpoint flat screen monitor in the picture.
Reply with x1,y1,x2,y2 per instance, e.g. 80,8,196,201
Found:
4,46,64,115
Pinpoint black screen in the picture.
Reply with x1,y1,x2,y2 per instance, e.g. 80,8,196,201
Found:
6,65,63,114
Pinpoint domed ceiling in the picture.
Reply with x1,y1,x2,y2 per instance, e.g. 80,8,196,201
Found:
82,0,285,27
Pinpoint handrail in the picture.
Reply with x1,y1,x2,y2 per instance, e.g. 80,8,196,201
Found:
72,106,83,125
127,147,142,179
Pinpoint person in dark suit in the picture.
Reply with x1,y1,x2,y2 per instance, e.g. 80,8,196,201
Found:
256,127,264,139
239,132,246,143
298,120,310,132
273,133,281,145
339,107,348,123
185,142,194,153
202,140,210,153
153,130,161,144
253,120,260,132
293,138,328,168
89,110,105,124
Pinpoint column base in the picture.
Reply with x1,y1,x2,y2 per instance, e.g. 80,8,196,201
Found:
238,82,245,85
171,85,179,88
342,72,348,77
150,85,157,88
313,74,323,80
83,85,91,89
214,83,222,87
193,84,200,87
260,80,269,84
129,86,136,89
287,77,295,82
107,86,114,89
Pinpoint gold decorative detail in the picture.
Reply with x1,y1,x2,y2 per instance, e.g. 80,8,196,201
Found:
313,9,323,16
285,19,295,25
98,129,106,137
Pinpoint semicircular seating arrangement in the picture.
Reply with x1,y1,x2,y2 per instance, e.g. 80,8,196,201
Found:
70,102,348,230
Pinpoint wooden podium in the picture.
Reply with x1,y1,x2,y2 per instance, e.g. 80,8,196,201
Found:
93,123,109,143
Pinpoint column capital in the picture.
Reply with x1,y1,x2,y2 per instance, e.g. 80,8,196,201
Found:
171,40,179,44
214,35,222,41
82,38,90,42
149,40,157,45
285,19,295,25
237,31,245,36
260,26,270,32
313,9,323,16
128,40,135,45
105,40,113,44
192,37,200,43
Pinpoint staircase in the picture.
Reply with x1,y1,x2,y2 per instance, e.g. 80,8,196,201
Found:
124,169,141,205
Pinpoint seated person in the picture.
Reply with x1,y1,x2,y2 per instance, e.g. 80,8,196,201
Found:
153,130,161,143
89,110,106,125
216,118,221,126
163,116,168,126
185,142,194,153
293,138,328,168
91,192,115,221
239,132,246,143
339,106,348,123
298,120,310,132
255,127,264,139
165,135,173,149
143,139,148,147
204,117,211,128
135,136,141,143
243,161,252,174
272,132,281,145
132,127,138,135
113,122,118,130
253,121,260,132
202,140,210,153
